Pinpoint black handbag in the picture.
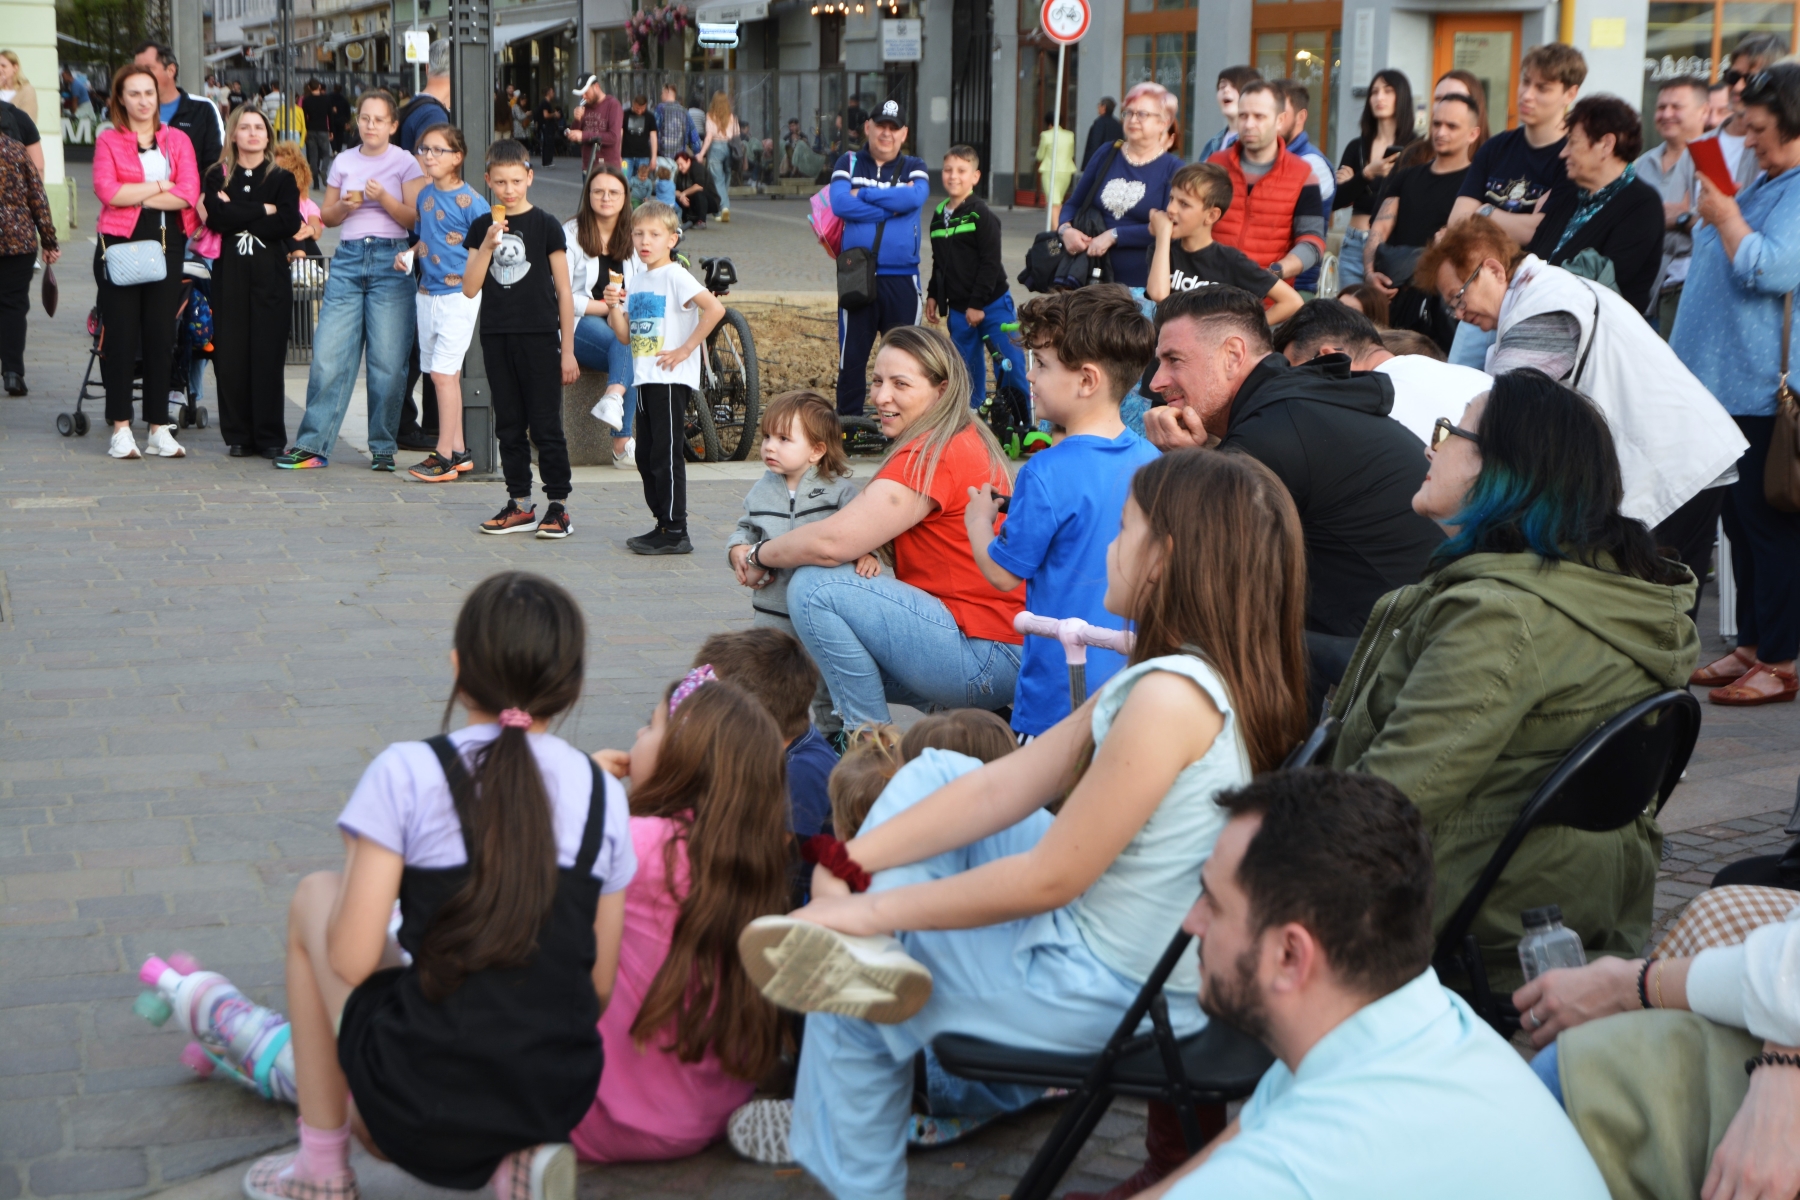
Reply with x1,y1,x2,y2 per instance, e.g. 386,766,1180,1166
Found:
1019,141,1122,293
837,216,886,311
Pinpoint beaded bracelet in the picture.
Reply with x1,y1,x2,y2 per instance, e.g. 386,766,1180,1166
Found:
1636,959,1654,1009
1746,1051,1800,1077
801,834,872,893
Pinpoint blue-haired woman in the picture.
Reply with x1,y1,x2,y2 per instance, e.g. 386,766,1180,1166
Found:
1328,369,1700,996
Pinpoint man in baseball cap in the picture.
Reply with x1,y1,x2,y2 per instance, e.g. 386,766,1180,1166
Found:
567,74,622,170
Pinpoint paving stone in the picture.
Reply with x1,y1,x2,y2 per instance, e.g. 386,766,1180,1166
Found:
27,1152,148,1196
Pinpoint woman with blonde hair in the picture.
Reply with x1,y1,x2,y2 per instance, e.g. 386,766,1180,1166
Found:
701,91,738,222
0,51,38,120
741,325,1024,725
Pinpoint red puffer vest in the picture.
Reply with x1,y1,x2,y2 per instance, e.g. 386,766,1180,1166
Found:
1208,143,1321,271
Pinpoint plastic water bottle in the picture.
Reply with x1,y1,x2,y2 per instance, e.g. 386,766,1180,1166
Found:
1517,905,1587,982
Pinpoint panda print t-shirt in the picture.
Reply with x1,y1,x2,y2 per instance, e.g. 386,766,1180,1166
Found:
464,204,565,336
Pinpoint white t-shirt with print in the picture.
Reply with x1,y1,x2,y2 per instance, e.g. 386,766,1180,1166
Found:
626,262,709,389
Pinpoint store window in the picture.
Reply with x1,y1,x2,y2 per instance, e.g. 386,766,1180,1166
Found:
1124,0,1198,157
1644,2,1800,143
1251,0,1342,153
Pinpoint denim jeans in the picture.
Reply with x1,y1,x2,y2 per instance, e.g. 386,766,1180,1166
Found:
1339,226,1367,288
947,293,1028,408
707,141,731,212
786,563,1021,726
294,236,415,459
572,315,635,438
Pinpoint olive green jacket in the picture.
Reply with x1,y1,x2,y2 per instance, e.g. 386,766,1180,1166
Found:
1329,551,1699,991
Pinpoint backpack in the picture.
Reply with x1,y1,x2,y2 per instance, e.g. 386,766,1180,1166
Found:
809,188,843,258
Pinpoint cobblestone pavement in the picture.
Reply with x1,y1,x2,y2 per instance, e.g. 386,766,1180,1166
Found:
3,184,1798,1200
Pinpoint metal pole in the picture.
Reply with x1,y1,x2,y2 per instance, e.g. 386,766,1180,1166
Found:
451,0,498,476
1044,42,1063,232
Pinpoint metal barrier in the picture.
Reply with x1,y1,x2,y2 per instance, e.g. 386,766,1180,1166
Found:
287,256,329,366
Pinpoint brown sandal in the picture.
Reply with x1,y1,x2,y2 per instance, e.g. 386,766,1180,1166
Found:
1708,663,1800,707
1690,647,1757,688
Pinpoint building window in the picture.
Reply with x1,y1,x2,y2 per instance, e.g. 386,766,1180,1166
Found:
1124,0,1198,157
1251,0,1341,153
593,26,632,68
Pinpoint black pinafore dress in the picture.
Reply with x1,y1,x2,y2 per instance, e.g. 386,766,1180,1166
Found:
338,736,607,1189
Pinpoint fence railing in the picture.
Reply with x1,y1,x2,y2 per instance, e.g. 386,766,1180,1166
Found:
288,256,329,365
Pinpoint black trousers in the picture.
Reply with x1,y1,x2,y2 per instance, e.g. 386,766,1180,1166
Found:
0,251,34,377
1722,415,1800,662
636,382,689,531
211,244,292,451
1653,486,1727,624
835,273,920,416
93,224,185,425
485,333,570,502
540,126,557,167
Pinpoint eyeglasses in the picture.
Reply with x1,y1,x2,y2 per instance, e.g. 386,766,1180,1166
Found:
415,146,456,158
1120,107,1163,123
1446,264,1484,316
1724,68,1748,87
1430,417,1482,451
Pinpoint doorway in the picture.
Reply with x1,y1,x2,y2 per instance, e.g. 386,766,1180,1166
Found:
1433,12,1522,134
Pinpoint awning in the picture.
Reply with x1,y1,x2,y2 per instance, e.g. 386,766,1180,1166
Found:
493,16,573,53
695,0,768,20
204,45,245,62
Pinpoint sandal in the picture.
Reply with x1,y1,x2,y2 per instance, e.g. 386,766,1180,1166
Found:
1708,663,1799,707
1690,647,1756,688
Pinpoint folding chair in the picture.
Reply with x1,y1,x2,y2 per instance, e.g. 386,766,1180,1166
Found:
1431,689,1702,1034
929,721,1338,1200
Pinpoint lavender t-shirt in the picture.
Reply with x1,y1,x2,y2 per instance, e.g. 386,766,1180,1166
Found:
337,725,635,891
326,143,425,241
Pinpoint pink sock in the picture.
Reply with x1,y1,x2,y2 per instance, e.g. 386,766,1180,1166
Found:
289,1117,351,1182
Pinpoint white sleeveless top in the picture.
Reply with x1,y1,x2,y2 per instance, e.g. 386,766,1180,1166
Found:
1066,653,1251,994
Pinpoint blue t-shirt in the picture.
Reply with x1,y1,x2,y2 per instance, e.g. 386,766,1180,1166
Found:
987,428,1160,735
786,725,839,839
159,96,181,125
415,181,490,295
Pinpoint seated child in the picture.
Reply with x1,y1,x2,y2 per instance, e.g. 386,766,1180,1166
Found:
899,708,1019,764
244,571,634,1200
1145,161,1303,322
693,627,839,841
827,725,904,840
581,672,792,1163
629,160,655,205
963,286,1162,739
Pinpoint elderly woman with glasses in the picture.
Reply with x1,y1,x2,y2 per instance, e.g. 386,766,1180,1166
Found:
1328,368,1701,998
1054,80,1182,288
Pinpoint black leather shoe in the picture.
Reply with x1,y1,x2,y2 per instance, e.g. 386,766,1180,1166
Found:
228,444,254,457
3,371,25,396
258,446,284,459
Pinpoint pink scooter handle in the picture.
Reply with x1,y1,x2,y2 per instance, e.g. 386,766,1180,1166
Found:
1014,612,1136,665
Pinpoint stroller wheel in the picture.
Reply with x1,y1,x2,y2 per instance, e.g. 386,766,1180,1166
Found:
176,406,192,430
56,412,73,437
196,407,209,430
73,412,90,437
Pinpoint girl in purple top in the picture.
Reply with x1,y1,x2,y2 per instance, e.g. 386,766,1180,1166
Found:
242,572,634,1200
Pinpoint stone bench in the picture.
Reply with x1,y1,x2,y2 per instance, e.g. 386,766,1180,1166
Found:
561,369,618,467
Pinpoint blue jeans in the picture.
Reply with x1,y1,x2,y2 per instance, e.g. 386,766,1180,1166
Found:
786,563,1020,725
1449,320,1496,369
790,751,1204,1200
572,315,635,438
1338,226,1367,287
294,237,415,459
1530,1042,1564,1107
707,141,731,212
948,293,1028,408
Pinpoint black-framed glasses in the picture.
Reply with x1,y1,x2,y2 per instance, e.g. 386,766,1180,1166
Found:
1724,68,1748,87
1446,263,1483,315
1430,417,1482,451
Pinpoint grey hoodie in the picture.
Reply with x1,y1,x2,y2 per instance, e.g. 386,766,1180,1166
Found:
727,467,862,621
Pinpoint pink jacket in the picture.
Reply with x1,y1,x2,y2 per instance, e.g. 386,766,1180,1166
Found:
93,125,202,239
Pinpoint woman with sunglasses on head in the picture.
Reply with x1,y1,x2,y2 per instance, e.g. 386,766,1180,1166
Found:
1327,369,1701,1001
1670,62,1800,708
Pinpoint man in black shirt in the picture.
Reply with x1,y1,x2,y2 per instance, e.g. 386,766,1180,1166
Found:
536,87,563,167
621,94,656,177
1082,97,1124,169
300,80,333,188
132,41,224,174
671,149,717,227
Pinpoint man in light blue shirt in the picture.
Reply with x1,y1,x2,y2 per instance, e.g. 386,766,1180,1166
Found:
1158,770,1610,1200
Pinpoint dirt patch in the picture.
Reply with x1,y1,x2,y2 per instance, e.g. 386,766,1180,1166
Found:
731,299,843,399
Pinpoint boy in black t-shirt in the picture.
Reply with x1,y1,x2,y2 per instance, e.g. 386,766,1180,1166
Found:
925,145,1029,409
1146,162,1303,324
462,138,580,539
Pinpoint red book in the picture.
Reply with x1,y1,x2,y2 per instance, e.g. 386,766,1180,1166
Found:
1690,137,1739,197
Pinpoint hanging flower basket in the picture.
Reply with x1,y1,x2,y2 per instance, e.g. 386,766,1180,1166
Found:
628,4,692,59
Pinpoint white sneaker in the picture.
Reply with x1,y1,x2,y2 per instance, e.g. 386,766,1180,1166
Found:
489,1144,573,1200
613,438,636,470
108,427,142,459
726,1099,794,1166
590,391,625,431
737,916,933,1024
145,425,186,458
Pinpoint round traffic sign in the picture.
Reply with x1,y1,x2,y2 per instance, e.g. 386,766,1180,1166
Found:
1040,0,1090,44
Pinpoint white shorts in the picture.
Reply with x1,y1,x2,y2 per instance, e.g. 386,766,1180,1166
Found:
416,290,482,375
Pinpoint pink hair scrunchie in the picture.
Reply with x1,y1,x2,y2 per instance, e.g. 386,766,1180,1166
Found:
497,708,533,729
669,664,716,714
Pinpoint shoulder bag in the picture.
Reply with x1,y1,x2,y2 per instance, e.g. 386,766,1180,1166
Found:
101,218,168,288
1019,140,1122,293
835,154,887,311
1766,291,1800,512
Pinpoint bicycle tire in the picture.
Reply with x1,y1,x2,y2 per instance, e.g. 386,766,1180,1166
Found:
839,414,891,457
704,308,760,461
684,388,724,462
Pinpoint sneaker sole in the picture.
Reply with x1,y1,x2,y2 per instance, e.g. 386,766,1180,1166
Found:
275,461,326,469
529,1145,575,1200
630,540,692,556
737,917,931,1024
535,526,572,540
727,1102,794,1166
408,470,460,482
480,522,539,535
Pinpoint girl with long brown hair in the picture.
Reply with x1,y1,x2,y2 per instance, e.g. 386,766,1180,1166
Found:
564,165,638,463
577,673,792,1160
735,449,1310,1192
243,571,633,1200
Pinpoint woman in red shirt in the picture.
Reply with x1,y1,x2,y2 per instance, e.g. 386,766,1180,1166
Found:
734,325,1023,727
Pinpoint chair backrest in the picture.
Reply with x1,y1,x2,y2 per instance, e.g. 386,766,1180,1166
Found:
1435,689,1701,960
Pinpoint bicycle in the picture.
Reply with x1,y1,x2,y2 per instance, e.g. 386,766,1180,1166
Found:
682,255,761,462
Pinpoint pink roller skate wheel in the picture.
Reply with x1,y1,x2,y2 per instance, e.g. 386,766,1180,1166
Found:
180,1043,215,1077
167,953,200,975
139,956,170,986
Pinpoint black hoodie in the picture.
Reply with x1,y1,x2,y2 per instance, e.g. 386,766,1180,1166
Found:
1221,353,1445,636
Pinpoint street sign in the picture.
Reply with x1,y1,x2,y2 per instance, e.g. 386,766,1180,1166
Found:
404,30,431,63
1040,0,1089,44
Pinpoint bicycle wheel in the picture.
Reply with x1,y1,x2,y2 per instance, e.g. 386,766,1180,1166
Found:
703,307,760,461
684,387,723,462
839,414,891,457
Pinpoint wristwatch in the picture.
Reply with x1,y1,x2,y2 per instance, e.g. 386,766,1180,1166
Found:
1475,203,1495,218
1675,211,1695,234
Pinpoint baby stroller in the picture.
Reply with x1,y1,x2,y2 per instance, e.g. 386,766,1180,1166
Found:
980,321,1049,460
59,262,214,437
